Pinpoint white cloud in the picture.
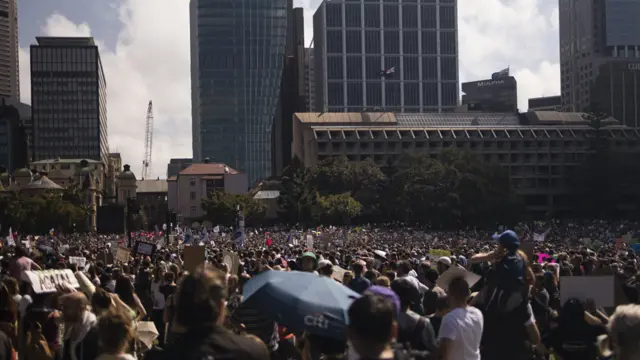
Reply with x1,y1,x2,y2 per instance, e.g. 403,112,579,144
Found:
19,0,560,179
19,4,191,180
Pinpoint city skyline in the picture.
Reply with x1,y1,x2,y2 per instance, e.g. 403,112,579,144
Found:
15,0,561,179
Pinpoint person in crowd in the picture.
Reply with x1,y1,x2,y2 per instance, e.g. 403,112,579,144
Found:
599,304,640,360
60,292,99,360
349,262,371,294
545,298,606,360
0,284,17,358
426,294,449,338
144,266,269,360
299,253,317,274
346,294,397,360
9,247,41,281
95,310,136,360
0,329,12,360
375,276,391,288
389,279,438,354
114,277,146,322
438,276,483,360
317,259,334,278
149,267,166,347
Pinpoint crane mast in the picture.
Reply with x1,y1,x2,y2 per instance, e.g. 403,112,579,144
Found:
142,100,154,180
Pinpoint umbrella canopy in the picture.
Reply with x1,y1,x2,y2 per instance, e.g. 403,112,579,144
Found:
242,271,359,340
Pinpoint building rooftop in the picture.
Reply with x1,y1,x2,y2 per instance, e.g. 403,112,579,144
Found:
254,190,280,200
136,179,168,193
35,37,96,46
31,158,102,165
294,112,521,127
179,163,239,176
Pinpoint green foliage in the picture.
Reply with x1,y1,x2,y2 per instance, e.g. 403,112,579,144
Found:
201,190,267,227
314,193,362,225
0,190,90,234
277,150,523,227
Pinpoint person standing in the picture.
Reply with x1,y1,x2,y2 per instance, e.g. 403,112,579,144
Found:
438,277,483,360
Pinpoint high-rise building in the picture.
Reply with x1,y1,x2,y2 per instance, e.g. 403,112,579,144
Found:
313,0,459,113
190,0,289,185
0,100,27,173
30,37,108,163
0,0,19,102
559,0,640,112
461,69,517,112
528,96,562,111
304,48,316,112
591,60,640,127
273,4,306,176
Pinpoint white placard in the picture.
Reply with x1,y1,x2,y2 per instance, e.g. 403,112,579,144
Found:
306,234,314,249
68,256,86,268
24,269,80,294
560,276,615,308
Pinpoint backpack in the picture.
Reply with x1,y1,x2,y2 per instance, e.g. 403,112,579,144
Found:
24,322,54,360
476,252,529,315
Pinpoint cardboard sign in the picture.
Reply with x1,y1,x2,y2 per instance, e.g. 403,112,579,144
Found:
429,249,451,258
116,247,130,263
24,269,80,294
222,250,240,276
183,246,206,273
69,256,86,268
436,266,481,290
560,276,615,308
135,241,155,256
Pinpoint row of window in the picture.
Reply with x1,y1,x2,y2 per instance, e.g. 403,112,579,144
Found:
326,55,457,80
326,81,458,106
326,30,456,55
326,3,455,30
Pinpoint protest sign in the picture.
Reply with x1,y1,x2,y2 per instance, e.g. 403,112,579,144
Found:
222,250,240,276
69,256,86,268
436,267,481,290
116,247,130,263
135,241,155,256
306,234,314,249
183,245,206,273
24,269,80,294
560,276,615,308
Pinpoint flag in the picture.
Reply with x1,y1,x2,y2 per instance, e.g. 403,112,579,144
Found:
378,66,395,78
491,67,509,80
233,228,245,248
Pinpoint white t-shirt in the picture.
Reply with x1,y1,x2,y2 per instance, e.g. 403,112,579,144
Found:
438,306,483,360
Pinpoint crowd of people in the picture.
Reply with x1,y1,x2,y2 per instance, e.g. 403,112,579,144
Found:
1,219,640,360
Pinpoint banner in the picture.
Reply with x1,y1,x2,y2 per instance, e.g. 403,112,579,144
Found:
24,269,80,294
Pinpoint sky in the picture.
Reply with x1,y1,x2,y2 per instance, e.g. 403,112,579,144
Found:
17,0,561,179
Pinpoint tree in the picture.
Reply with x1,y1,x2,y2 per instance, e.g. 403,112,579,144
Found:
278,157,315,224
314,193,362,225
201,190,266,227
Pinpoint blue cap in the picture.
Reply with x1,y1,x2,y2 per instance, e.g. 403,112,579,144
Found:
365,285,401,316
492,230,520,250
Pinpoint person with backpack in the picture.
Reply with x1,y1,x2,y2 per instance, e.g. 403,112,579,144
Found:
389,279,438,356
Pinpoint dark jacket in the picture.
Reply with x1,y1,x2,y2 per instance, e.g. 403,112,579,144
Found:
0,330,12,360
144,325,269,360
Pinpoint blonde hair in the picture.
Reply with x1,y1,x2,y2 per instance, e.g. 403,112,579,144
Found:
608,304,640,360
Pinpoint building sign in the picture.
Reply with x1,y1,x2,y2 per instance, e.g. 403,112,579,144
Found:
477,80,505,87
628,63,640,71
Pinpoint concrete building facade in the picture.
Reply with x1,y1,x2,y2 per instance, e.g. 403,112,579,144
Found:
190,0,289,184
30,37,108,164
291,111,640,214
167,162,249,223
313,0,459,113
0,0,19,103
304,47,316,112
528,96,562,111
591,59,640,127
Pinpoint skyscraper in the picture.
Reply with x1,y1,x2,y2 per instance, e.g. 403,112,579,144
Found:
461,69,518,112
313,0,459,113
30,37,108,163
0,0,19,102
190,0,289,185
559,0,640,112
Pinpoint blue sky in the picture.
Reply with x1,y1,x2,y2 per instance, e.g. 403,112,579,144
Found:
17,0,560,179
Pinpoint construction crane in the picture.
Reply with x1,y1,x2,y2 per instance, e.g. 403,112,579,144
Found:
142,100,154,180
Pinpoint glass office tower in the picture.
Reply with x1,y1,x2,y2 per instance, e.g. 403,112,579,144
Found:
191,0,288,185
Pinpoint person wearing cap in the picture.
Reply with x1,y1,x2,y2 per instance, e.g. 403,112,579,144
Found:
300,252,317,273
317,259,333,278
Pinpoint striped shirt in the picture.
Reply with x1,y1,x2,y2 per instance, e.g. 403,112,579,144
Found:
229,294,279,352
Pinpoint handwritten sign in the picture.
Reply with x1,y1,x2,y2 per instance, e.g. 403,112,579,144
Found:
135,241,155,256
69,256,86,268
116,247,130,263
24,269,80,294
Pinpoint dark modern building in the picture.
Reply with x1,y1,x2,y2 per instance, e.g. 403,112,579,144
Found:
528,95,562,111
190,0,289,185
0,100,27,173
166,158,193,178
273,5,306,176
313,0,459,113
461,71,517,112
30,37,108,163
591,60,640,127
0,0,19,103
559,0,640,112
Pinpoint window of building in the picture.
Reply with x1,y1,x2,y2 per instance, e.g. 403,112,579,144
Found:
189,177,196,186
190,191,196,200
190,206,197,215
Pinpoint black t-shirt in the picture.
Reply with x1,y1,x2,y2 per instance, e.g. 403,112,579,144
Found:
547,320,606,360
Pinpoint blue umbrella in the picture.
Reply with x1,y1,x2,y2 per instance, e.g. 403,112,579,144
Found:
242,270,360,340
